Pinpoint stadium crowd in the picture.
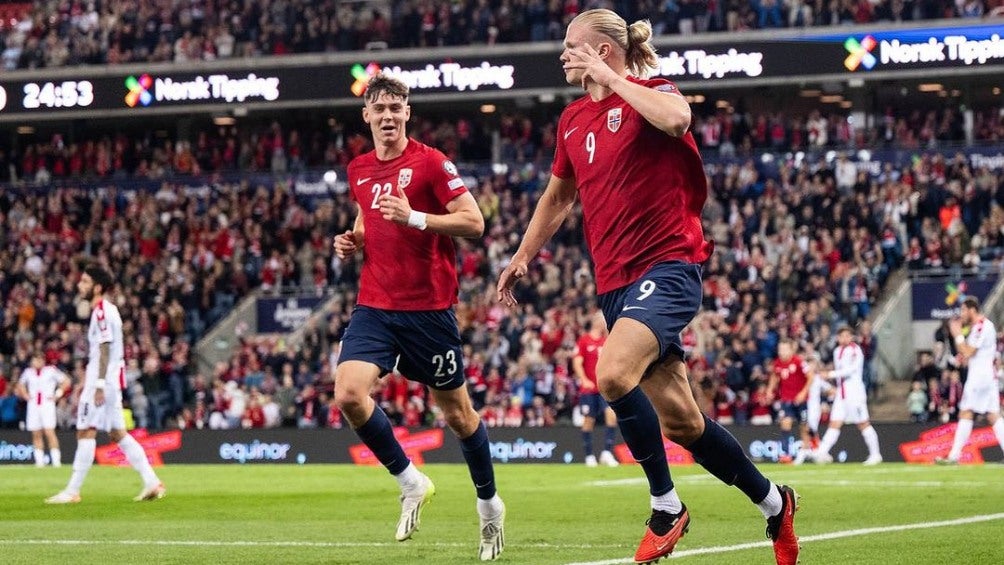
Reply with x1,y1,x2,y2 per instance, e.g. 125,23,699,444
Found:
1,127,1002,430
1,0,1000,70
3,102,1003,185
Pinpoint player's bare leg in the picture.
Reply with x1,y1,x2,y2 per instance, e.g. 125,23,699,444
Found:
431,386,505,561
336,361,434,541
597,319,688,564
642,356,800,565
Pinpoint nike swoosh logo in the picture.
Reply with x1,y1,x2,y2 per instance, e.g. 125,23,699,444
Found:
434,379,453,387
474,481,492,489
357,177,371,185
563,127,579,140
622,305,647,311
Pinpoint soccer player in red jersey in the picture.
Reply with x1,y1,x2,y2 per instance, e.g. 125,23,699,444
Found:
334,74,504,561
573,313,619,467
766,340,812,462
497,10,798,565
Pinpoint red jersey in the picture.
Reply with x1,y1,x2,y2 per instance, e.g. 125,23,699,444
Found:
573,333,605,390
551,76,712,294
348,140,468,310
774,355,809,402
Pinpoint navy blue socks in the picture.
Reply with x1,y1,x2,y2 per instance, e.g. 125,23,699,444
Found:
355,406,410,476
608,386,673,496
687,415,772,503
460,421,497,500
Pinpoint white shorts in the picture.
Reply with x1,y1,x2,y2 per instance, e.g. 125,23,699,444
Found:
959,382,1002,415
26,403,57,431
76,392,126,432
830,398,869,424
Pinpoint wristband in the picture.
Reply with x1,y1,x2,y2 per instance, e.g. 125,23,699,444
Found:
407,210,428,231
954,335,965,345
95,379,106,388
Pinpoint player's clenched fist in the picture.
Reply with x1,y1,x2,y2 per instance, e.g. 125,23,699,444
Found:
496,258,528,307
378,185,412,224
334,230,361,259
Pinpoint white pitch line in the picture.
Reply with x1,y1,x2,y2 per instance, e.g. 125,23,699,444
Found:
586,478,992,488
0,539,627,550
564,512,1004,565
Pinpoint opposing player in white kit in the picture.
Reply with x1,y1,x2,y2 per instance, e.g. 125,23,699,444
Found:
814,326,883,465
936,297,1004,464
15,352,70,467
793,352,833,465
46,266,166,504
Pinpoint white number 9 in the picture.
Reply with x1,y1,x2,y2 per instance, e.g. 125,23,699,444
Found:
637,280,656,301
585,131,595,164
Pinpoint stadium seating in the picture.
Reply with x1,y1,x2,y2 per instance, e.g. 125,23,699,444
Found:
0,0,993,70
4,122,1000,428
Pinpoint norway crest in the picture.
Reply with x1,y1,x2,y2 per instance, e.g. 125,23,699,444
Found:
398,168,412,189
607,107,622,133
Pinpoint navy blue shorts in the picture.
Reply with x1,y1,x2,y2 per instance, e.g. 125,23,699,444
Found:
338,306,465,391
578,392,610,419
779,401,807,423
597,261,703,363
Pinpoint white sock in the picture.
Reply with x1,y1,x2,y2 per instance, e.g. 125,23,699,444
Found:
118,434,160,488
394,462,423,493
67,438,96,495
756,484,783,518
947,419,974,460
477,494,504,519
651,488,683,514
861,426,881,458
34,448,45,466
817,428,840,456
992,419,1004,453
50,448,61,467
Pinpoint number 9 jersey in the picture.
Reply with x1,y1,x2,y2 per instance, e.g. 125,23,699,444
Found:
551,76,712,295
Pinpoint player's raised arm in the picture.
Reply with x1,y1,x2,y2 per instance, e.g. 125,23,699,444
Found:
567,43,690,137
378,186,484,239
496,174,577,306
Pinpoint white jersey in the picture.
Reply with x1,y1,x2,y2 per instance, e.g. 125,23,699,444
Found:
965,317,998,387
831,343,866,404
85,298,126,392
19,365,66,406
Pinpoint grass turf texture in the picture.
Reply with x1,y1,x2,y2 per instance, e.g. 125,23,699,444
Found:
2,463,1002,564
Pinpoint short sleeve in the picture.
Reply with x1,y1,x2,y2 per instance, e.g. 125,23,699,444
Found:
426,150,468,207
551,111,573,179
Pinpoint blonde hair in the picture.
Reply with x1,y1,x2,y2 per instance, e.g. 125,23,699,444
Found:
570,9,658,78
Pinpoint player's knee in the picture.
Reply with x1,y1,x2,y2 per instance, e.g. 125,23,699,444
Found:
333,385,368,414
442,405,478,437
596,359,637,400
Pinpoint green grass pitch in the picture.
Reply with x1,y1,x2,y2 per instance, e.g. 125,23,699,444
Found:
2,463,1002,564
